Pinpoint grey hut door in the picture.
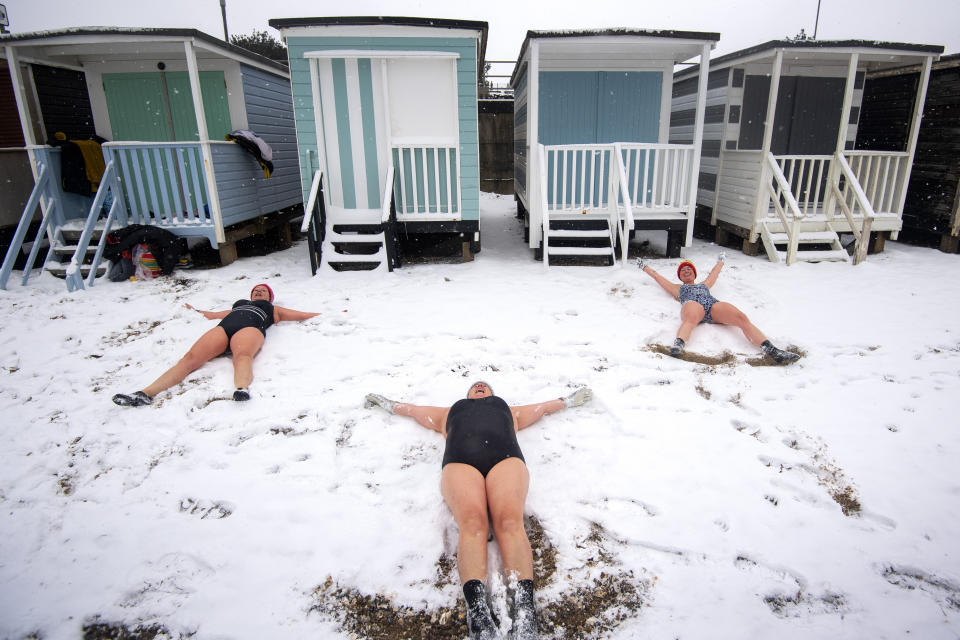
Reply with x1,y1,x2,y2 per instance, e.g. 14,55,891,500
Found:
739,75,845,155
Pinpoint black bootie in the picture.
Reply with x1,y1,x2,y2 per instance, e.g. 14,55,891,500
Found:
669,337,685,358
463,580,500,640
761,340,800,363
510,579,538,640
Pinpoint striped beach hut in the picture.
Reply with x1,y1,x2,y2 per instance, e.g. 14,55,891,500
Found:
268,16,487,272
672,39,943,265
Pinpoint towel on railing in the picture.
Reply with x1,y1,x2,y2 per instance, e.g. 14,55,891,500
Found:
226,129,274,178
48,132,109,195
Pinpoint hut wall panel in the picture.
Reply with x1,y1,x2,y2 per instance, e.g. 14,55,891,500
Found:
670,70,730,207
860,64,960,234
715,150,763,229
513,63,529,202
31,64,95,141
286,35,480,221
240,64,302,213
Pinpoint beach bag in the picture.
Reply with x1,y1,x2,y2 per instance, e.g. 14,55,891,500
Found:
133,243,161,279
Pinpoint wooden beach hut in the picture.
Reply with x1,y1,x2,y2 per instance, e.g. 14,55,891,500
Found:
856,53,960,254
672,40,943,265
510,29,719,266
268,16,487,272
0,28,301,291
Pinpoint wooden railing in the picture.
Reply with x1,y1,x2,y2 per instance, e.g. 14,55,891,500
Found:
64,160,128,291
772,155,833,217
391,143,459,216
841,151,909,216
540,143,694,214
0,146,62,290
764,152,806,265
833,154,875,265
619,144,695,212
104,142,216,229
301,170,326,276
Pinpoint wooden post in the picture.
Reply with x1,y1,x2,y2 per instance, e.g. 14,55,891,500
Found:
894,56,933,224
752,50,783,241
685,42,711,247
185,39,226,245
528,40,541,250
826,53,859,221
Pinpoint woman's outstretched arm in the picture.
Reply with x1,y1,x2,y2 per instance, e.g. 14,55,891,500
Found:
641,266,682,298
701,259,724,289
184,303,230,320
275,307,320,322
511,387,592,431
365,394,449,435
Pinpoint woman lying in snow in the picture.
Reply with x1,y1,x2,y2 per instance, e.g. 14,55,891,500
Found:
638,254,799,363
364,381,593,640
112,283,318,406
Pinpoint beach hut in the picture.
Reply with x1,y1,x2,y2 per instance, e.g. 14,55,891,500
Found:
510,29,719,266
0,28,301,291
267,16,487,272
856,53,960,254
672,40,943,265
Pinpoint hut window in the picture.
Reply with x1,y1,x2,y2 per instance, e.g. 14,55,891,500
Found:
387,58,458,142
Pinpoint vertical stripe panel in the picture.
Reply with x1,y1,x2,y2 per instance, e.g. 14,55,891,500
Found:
372,60,390,205
331,58,356,209
357,59,382,209
345,58,368,208
317,59,343,207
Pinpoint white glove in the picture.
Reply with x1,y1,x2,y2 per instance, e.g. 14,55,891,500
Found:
562,387,593,408
718,250,726,263
364,393,397,413
636,257,647,271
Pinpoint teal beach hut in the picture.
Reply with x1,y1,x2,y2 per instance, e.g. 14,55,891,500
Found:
268,16,488,272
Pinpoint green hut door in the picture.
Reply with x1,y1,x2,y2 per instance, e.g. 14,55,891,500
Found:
102,71,230,142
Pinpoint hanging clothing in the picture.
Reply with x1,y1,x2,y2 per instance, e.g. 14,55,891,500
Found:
47,132,108,194
226,129,274,178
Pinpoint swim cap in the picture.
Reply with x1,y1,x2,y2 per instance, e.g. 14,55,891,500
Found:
251,283,274,302
467,381,494,397
677,261,697,279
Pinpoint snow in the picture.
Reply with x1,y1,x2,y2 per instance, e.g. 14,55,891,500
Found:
1,191,959,639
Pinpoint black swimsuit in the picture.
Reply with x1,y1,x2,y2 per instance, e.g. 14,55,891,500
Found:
218,299,275,339
442,396,525,477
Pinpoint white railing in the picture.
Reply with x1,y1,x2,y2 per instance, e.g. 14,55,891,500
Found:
764,152,805,265
842,151,910,217
833,153,875,265
381,164,395,223
541,143,694,215
392,143,459,217
619,143,695,212
104,142,216,228
772,155,833,217
614,149,634,265
538,144,552,268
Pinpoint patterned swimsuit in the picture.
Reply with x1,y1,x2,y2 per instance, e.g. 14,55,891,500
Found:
678,283,718,324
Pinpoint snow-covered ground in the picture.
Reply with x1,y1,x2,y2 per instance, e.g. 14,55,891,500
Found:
2,192,959,639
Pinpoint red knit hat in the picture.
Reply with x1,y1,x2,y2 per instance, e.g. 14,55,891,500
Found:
251,283,274,302
677,261,697,279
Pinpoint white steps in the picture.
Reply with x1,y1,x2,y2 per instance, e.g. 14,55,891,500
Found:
759,221,849,264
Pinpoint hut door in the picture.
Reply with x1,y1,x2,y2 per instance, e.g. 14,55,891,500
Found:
739,75,844,155
312,55,460,217
312,57,393,214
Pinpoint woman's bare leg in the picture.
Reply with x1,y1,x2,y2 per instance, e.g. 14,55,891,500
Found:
141,327,229,397
677,301,706,342
709,301,767,346
228,327,265,389
485,458,532,580
441,463,490,584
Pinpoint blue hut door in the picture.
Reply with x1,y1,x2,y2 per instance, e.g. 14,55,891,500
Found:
311,55,460,219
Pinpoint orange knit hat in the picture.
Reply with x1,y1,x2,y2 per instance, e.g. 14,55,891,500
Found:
677,261,697,279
